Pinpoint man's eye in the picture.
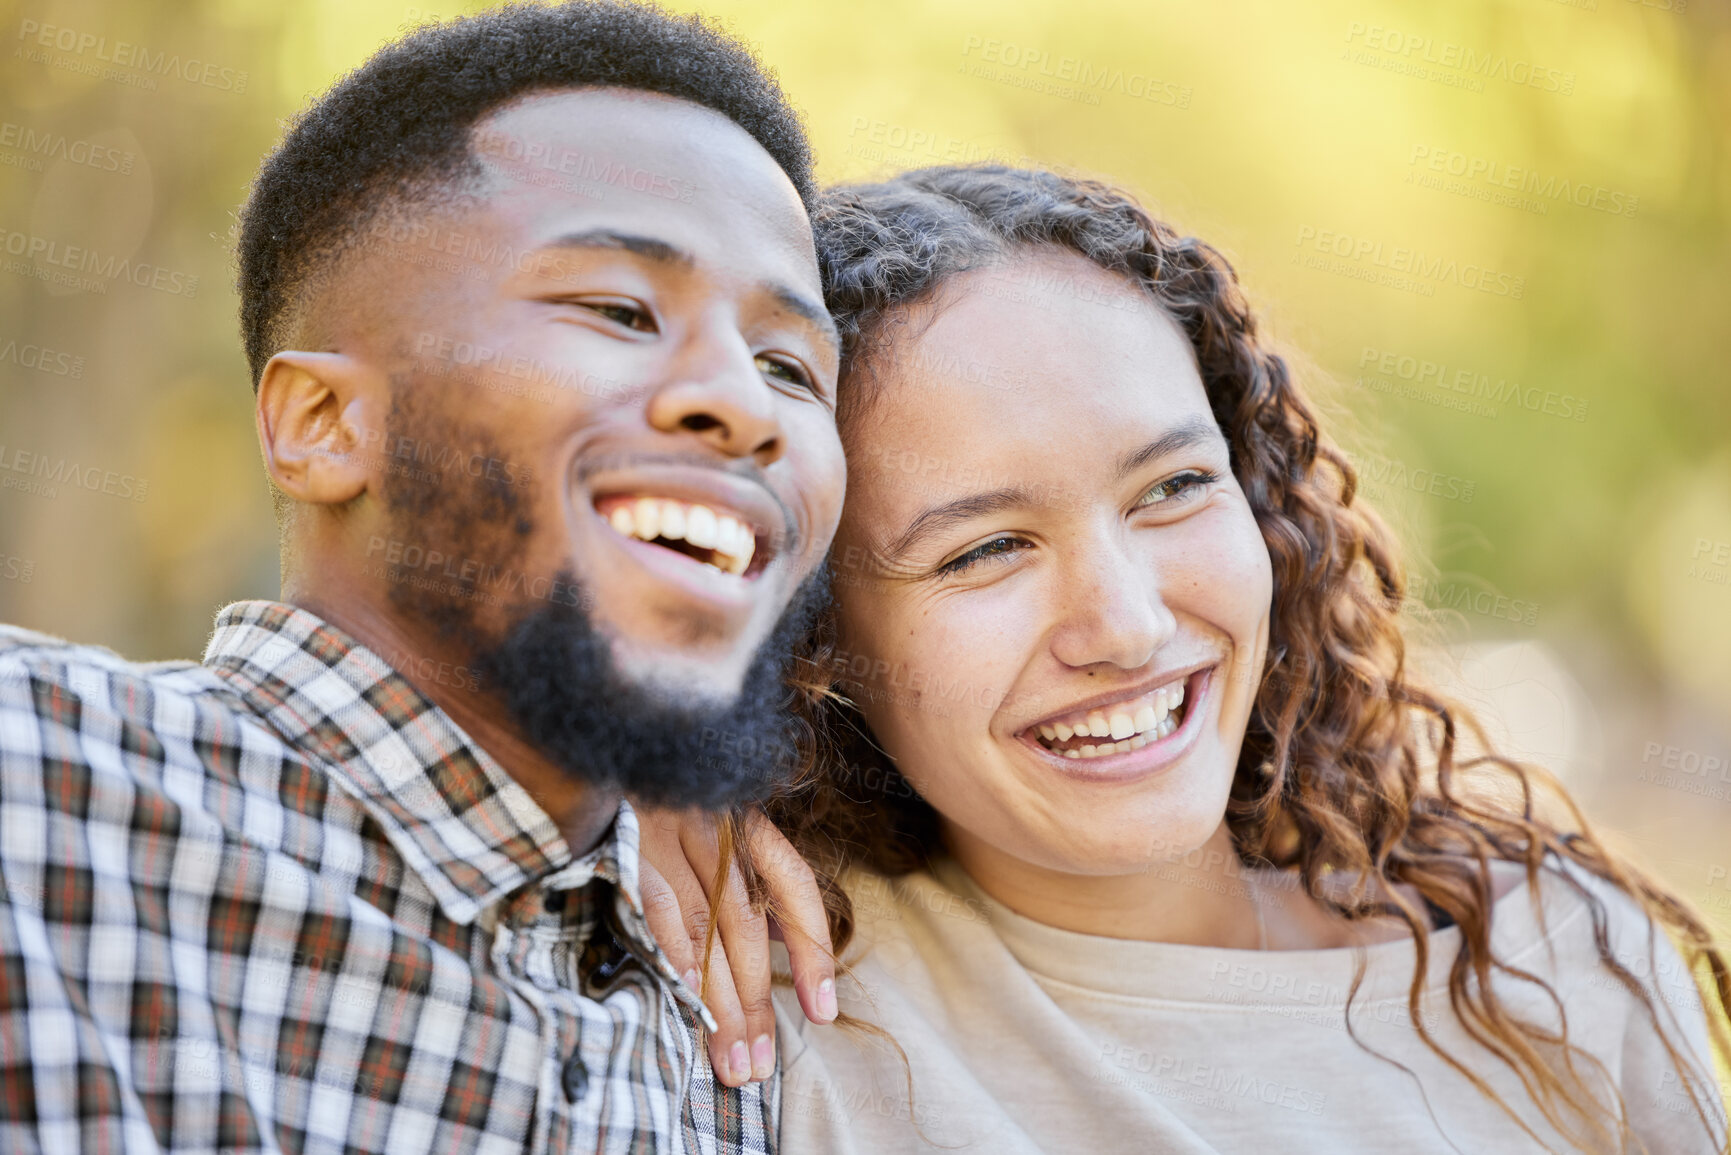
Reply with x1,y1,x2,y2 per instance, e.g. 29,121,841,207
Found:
755,354,813,391
583,301,656,332
1135,469,1220,509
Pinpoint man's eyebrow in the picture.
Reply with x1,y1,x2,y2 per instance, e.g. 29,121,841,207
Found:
539,228,838,352
1113,415,1226,481
881,485,1044,563
540,227,694,266
768,284,840,353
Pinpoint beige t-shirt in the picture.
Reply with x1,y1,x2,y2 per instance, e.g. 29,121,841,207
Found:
772,857,1724,1153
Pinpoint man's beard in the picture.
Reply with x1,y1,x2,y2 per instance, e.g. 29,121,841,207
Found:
472,564,828,809
379,379,827,810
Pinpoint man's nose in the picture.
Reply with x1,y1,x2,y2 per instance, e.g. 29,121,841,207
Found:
646,326,784,466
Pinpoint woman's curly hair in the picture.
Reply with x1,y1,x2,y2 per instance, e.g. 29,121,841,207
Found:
755,164,1730,1152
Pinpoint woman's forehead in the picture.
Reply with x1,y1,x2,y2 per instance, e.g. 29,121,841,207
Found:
848,258,1210,468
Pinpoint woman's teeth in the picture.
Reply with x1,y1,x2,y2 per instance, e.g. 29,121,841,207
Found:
603,496,757,576
1034,680,1187,760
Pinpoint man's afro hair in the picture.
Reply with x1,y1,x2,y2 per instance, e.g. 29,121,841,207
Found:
236,0,814,386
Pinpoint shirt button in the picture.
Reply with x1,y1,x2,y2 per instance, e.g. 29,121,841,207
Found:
562,1052,588,1103
545,889,567,914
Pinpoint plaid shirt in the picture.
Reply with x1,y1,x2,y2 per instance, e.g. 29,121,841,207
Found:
0,601,776,1154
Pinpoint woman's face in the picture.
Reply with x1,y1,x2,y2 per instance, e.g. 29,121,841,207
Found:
832,249,1273,877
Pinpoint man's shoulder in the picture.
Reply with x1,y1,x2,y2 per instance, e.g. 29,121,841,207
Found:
0,621,214,699
0,619,347,846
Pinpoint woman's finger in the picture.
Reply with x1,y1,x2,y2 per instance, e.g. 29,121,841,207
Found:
706,847,779,1082
637,858,697,985
743,810,837,1026
696,936,756,1087
636,809,714,985
636,806,750,1057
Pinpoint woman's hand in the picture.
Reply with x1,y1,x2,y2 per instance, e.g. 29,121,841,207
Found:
635,806,838,1087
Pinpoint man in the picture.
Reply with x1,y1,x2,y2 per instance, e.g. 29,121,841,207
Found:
0,3,843,1150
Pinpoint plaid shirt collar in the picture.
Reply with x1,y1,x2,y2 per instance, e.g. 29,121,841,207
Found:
201,599,643,930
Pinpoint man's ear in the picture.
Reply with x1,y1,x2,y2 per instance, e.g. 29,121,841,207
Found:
257,351,382,507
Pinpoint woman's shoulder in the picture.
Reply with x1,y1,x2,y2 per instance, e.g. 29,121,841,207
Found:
1504,855,1664,948
773,862,1015,1050
1483,854,1703,1014
819,864,1001,1006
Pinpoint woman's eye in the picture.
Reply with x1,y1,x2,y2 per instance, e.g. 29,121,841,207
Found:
1135,469,1220,510
756,354,814,391
936,535,1028,576
583,301,656,332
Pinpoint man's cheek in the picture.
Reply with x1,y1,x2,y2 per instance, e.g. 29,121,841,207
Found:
789,445,848,564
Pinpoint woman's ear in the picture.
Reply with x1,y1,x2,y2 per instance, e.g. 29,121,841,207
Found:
256,350,381,507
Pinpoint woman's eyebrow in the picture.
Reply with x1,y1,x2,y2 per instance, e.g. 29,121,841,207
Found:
880,485,1042,563
1113,415,1225,480
876,418,1226,564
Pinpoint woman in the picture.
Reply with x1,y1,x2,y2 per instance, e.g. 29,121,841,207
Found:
642,165,1730,1152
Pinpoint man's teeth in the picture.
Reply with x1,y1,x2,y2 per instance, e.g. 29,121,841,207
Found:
1035,680,1187,760
686,505,718,549
605,497,756,575
662,501,686,540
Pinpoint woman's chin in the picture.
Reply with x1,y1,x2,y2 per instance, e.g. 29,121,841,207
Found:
990,815,1228,880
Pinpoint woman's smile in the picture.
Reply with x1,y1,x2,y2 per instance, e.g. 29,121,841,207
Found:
1012,665,1213,783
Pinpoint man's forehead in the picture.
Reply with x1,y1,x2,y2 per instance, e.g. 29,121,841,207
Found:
471,87,814,256
476,89,767,186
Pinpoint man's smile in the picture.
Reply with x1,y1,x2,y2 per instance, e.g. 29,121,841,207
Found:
596,493,764,577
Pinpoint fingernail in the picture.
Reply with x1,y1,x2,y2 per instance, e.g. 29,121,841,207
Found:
729,1040,751,1083
817,978,837,1022
682,968,701,994
751,1034,774,1080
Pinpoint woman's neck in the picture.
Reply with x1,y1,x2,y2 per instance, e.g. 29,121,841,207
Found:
942,819,1388,950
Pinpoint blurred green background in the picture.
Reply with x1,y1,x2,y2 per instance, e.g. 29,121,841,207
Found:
1,0,1728,917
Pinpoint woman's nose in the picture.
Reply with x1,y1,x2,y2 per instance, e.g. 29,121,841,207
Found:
1047,537,1178,673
